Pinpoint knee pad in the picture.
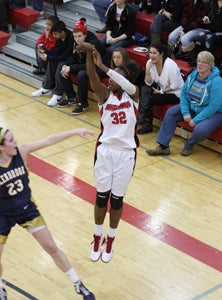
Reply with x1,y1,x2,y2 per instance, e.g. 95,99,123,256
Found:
110,193,123,210
96,191,110,208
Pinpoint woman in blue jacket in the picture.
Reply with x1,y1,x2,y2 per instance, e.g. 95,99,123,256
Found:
146,51,222,157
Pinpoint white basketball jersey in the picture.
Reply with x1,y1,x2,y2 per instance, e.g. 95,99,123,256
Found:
98,91,139,149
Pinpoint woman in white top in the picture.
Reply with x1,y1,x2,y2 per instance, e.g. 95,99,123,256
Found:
138,41,184,134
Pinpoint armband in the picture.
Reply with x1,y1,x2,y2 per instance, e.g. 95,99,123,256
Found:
107,69,136,95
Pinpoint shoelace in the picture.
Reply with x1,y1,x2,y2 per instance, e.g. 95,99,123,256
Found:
105,236,115,253
74,281,90,296
92,234,101,252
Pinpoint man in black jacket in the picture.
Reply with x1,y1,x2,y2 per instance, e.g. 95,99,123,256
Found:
0,0,25,32
54,18,109,115
31,21,74,103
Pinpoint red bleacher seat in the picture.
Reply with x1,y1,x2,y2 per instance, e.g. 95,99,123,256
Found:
8,8,40,30
126,44,147,69
0,31,11,51
135,12,153,36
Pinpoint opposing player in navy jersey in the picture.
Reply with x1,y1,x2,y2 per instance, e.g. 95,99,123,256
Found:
78,42,140,263
0,127,95,300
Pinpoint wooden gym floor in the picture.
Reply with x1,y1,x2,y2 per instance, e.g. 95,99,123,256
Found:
1,73,222,300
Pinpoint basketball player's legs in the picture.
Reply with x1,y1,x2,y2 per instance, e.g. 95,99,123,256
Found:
15,201,94,300
91,147,136,262
30,225,95,299
100,149,135,262
32,226,72,271
0,243,7,298
0,244,4,278
0,215,12,299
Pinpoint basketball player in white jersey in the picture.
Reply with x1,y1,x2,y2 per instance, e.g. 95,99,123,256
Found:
78,42,140,263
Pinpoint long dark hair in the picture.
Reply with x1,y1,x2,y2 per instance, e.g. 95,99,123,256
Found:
149,41,171,64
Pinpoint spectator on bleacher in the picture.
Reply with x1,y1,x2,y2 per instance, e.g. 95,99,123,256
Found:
31,21,74,100
33,15,59,75
146,51,222,156
93,0,112,33
137,41,184,134
168,0,210,62
149,0,184,45
111,46,144,86
99,0,136,57
50,18,109,115
0,0,26,33
192,0,222,68
94,0,140,34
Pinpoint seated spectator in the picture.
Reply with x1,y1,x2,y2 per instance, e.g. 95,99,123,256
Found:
192,0,222,67
0,0,26,33
33,15,59,75
149,0,184,44
100,0,136,57
137,41,184,134
146,51,222,157
93,0,140,33
52,18,109,115
168,0,210,63
93,0,112,33
110,46,144,86
31,21,74,100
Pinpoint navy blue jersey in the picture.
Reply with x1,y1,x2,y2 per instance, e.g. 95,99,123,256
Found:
0,148,31,211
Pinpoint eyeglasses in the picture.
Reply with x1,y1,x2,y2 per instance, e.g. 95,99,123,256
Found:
197,60,209,65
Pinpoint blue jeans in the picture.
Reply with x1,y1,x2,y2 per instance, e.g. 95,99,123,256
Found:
33,0,43,12
150,14,180,33
156,104,222,149
194,30,222,56
54,64,106,106
168,26,203,48
100,35,134,56
92,0,111,23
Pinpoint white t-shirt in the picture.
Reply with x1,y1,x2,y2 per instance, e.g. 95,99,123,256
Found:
145,57,184,98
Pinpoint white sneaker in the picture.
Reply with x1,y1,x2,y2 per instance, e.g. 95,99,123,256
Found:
101,236,115,263
47,94,62,107
90,234,105,262
31,88,52,97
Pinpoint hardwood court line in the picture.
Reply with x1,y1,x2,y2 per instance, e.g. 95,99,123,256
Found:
191,282,222,300
29,154,222,273
4,280,38,299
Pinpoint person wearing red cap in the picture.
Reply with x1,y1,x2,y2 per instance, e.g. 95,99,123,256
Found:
50,18,109,115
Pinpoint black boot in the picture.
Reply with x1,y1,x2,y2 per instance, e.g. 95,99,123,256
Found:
0,25,9,33
137,124,153,134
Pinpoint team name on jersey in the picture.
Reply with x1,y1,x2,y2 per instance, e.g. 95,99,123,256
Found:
0,166,26,186
105,101,131,111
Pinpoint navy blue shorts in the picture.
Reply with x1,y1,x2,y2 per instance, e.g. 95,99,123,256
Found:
0,201,46,243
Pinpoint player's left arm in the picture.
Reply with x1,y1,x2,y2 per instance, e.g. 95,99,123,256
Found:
19,128,95,161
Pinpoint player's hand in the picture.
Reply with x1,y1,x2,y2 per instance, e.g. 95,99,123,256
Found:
75,128,95,139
